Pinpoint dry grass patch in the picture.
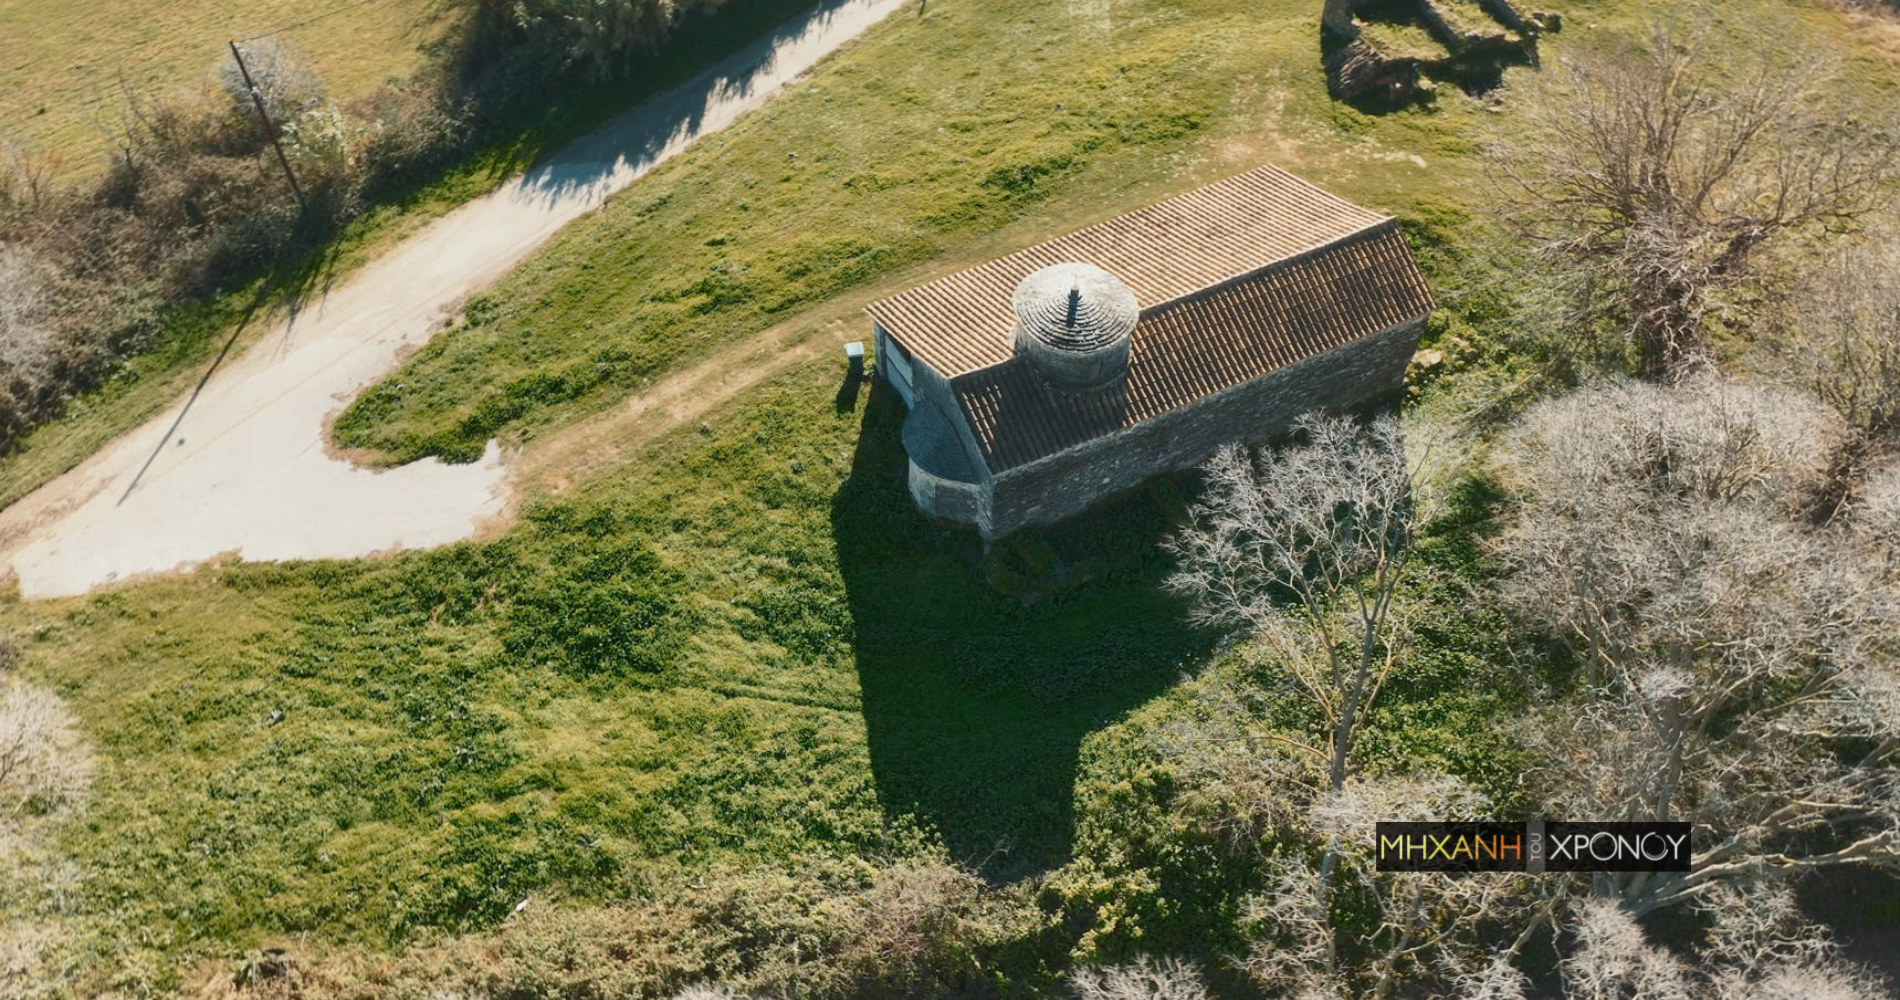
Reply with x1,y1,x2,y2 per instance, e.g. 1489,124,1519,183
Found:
0,0,454,179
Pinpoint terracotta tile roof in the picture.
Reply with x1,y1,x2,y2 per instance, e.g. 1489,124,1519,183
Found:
864,165,1393,378
951,223,1434,471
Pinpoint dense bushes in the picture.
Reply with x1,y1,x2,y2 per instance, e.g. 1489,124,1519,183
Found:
457,0,729,91
215,856,1030,999
0,0,747,459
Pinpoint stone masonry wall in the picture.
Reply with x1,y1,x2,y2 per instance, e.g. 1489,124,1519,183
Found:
979,320,1421,538
907,455,986,525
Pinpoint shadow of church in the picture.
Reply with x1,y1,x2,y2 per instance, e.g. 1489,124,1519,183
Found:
830,381,1215,879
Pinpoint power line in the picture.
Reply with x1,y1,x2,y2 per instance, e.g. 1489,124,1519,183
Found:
229,40,307,212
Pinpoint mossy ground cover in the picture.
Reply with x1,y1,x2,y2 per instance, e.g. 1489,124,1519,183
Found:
4,0,1897,991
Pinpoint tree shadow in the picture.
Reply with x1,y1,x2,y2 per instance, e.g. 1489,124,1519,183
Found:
1320,0,1541,113
432,0,848,207
1798,867,1900,982
831,383,1217,879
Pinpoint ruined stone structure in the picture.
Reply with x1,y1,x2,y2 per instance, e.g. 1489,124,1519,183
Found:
864,166,1435,540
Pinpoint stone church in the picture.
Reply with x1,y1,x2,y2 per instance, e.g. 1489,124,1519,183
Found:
864,165,1435,539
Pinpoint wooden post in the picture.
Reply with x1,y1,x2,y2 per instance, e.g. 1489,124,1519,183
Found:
228,40,307,213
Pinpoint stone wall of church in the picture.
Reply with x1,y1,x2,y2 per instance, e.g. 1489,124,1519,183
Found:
907,455,987,525
977,320,1422,539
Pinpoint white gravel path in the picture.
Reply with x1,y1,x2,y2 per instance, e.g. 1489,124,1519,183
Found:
0,0,907,599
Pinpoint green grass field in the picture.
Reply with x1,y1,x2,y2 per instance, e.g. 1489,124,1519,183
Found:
5,358,1526,991
330,0,1473,464
328,0,1900,468
3,0,1898,992
0,0,453,178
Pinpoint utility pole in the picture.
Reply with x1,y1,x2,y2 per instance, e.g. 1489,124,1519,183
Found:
228,39,307,214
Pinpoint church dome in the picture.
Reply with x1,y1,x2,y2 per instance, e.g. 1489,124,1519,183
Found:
1012,262,1139,352
1010,262,1138,391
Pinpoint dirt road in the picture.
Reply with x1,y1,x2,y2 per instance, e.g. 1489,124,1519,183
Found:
0,0,907,600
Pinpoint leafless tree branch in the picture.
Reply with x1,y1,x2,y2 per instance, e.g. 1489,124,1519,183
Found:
1489,13,1900,377
1496,376,1900,915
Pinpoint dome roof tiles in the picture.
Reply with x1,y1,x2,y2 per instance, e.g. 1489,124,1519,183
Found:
1010,262,1139,353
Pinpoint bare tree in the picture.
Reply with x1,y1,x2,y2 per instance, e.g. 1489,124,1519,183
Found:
1490,15,1900,377
0,672,90,819
1069,955,1211,1000
1780,235,1900,445
1166,414,1423,797
1496,376,1900,915
0,246,56,385
1455,955,1533,1000
672,985,758,1000
0,137,56,214
1165,416,1443,991
1495,376,1843,680
1241,775,1534,1000
1769,232,1900,516
219,38,325,120
1456,887,1890,1000
0,641,90,1000
1857,460,1900,577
